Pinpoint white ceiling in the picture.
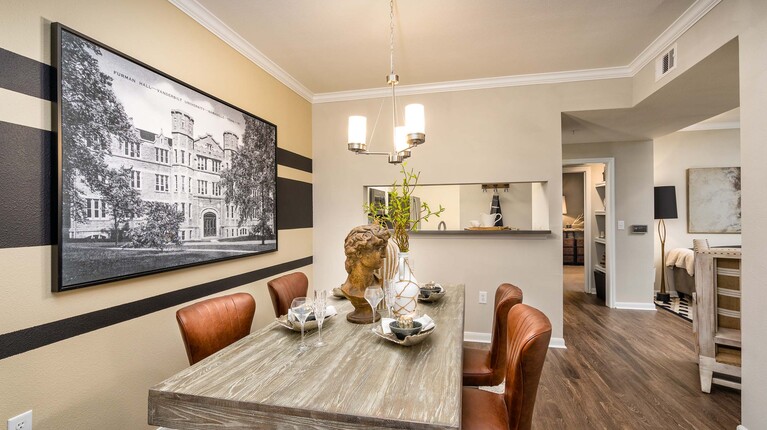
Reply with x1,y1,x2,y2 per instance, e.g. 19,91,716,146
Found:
174,0,704,98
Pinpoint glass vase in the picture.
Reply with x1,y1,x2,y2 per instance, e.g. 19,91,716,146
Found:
392,252,419,317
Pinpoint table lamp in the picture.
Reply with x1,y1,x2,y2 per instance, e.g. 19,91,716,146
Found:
654,186,678,303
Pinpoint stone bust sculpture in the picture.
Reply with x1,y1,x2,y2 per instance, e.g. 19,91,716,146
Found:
341,224,391,323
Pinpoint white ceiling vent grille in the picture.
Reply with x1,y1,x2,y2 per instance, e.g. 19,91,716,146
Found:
655,44,677,81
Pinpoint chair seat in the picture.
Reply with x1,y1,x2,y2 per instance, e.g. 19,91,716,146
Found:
463,346,495,386
462,387,509,430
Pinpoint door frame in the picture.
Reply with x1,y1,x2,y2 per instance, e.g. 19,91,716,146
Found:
562,166,592,293
563,158,617,308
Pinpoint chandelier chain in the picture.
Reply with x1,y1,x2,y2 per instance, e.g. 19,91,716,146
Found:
389,0,395,75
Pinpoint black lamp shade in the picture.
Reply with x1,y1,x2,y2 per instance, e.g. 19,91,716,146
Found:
654,186,678,220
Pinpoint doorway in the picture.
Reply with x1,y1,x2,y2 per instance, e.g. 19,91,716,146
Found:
563,159,616,307
562,167,589,293
203,212,217,237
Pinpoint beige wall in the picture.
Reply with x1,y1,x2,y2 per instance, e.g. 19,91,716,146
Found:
412,184,461,230
0,0,312,429
653,129,741,292
631,0,765,425
736,0,767,427
563,142,656,306
313,79,633,342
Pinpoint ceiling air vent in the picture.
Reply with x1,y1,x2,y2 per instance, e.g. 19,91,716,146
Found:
655,45,677,81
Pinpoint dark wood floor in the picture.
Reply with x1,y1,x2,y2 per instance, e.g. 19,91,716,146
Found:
538,266,741,429
470,266,741,429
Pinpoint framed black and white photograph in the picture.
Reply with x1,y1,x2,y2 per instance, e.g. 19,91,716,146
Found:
687,167,741,234
53,23,277,291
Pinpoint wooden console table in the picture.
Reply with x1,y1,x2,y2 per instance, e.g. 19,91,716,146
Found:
148,284,465,429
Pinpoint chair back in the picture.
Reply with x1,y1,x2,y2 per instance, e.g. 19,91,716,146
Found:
176,292,256,365
504,304,552,430
488,283,524,384
267,272,309,317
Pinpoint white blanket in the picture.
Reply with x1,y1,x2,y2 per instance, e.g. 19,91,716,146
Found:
665,248,695,276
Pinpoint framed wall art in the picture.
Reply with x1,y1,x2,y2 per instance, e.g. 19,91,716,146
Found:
687,167,741,234
53,23,277,291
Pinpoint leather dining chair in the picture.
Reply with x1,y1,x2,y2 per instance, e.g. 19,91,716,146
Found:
462,304,552,430
463,283,523,386
176,292,256,365
267,272,309,317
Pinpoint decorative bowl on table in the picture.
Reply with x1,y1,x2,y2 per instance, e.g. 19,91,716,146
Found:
389,321,423,340
418,282,445,302
372,315,436,346
372,323,435,347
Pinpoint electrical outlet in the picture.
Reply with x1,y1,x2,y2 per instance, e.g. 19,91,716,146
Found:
8,410,32,430
479,291,488,304
617,220,625,230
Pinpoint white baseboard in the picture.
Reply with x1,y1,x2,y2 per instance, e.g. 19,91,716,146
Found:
549,337,567,349
614,302,657,310
465,332,566,349
464,331,491,343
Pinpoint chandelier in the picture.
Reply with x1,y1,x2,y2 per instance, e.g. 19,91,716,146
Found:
347,0,426,164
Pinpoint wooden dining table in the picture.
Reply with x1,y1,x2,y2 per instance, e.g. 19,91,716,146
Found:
148,284,465,430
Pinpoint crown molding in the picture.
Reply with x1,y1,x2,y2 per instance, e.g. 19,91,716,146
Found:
169,0,720,105
167,0,313,102
679,121,740,132
313,66,631,104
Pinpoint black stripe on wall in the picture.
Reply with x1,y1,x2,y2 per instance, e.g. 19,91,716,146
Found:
0,48,56,102
0,122,55,249
277,177,313,229
277,147,312,173
0,121,313,248
0,256,313,360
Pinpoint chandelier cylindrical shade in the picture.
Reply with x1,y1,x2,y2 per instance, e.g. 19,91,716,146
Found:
394,126,408,152
654,186,678,220
405,104,425,135
348,116,367,144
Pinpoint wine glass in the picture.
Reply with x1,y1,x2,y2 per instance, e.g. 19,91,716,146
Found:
384,280,396,318
290,297,310,352
313,290,328,347
364,286,384,327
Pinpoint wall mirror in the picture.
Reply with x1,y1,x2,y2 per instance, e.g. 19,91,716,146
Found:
364,181,550,233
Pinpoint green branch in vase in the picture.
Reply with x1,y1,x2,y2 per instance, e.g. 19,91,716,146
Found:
363,164,445,252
